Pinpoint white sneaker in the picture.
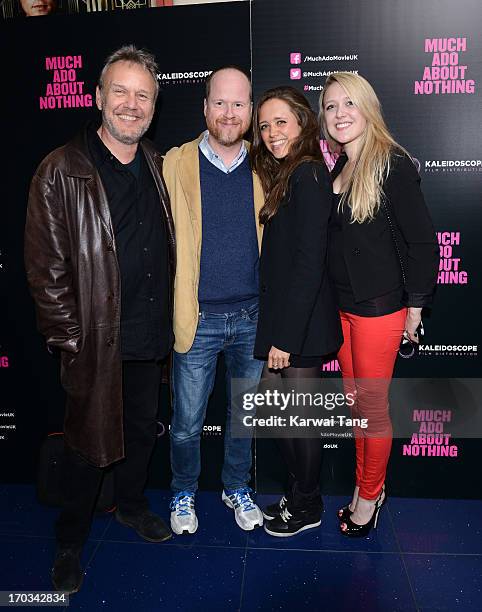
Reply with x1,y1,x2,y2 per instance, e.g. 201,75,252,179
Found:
222,487,263,531
170,492,198,535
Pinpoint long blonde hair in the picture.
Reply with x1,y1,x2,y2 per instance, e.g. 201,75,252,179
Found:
319,72,405,223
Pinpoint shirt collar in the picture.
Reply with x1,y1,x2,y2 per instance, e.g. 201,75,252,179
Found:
87,122,141,170
87,123,112,167
198,130,247,174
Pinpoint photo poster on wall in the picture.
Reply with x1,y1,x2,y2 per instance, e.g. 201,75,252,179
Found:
251,0,482,498
1,0,242,20
0,1,251,489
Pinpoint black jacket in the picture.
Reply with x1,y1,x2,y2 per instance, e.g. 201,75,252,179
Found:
254,161,343,358
331,153,439,307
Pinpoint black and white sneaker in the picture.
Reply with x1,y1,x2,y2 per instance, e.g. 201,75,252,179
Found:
262,495,287,521
264,489,323,537
263,473,297,520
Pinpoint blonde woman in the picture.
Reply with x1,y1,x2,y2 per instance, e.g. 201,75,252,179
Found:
319,73,438,537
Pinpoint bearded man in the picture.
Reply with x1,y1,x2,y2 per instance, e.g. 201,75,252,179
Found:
163,66,264,535
25,45,175,594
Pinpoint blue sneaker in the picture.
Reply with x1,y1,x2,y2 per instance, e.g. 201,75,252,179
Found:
170,491,198,535
222,487,263,531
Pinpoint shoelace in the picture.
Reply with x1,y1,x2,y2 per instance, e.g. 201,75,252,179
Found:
230,487,256,512
280,507,293,523
279,496,287,509
170,492,194,516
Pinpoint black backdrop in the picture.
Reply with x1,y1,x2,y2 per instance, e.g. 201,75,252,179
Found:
1,0,481,498
1,3,252,490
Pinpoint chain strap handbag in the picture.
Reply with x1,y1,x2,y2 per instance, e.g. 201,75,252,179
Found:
380,195,423,358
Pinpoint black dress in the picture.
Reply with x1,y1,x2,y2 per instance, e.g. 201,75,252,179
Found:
254,161,343,366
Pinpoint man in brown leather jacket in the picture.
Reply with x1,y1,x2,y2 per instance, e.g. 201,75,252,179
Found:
24,45,175,594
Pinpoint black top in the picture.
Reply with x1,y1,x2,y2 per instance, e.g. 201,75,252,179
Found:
328,193,404,316
88,124,172,360
254,161,343,359
329,153,439,308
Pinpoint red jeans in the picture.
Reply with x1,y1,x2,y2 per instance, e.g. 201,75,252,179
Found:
337,308,406,500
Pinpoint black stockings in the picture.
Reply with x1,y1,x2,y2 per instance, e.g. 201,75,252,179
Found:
261,365,323,494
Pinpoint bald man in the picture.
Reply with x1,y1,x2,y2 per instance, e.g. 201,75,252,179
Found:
163,66,264,535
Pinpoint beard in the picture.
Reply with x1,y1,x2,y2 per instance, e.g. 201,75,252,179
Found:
205,116,246,147
102,108,150,146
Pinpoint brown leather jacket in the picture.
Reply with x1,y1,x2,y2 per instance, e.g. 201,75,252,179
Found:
24,130,176,467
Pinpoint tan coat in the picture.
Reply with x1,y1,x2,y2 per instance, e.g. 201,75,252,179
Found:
163,134,264,353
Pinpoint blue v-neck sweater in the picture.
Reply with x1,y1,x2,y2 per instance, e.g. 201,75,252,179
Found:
198,152,259,313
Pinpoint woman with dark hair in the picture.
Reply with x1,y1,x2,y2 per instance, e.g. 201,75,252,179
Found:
319,72,439,537
251,86,342,537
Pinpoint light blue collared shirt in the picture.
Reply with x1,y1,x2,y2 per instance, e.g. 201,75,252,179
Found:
198,130,248,174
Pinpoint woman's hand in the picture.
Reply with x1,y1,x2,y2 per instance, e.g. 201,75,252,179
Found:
268,346,291,370
404,307,422,342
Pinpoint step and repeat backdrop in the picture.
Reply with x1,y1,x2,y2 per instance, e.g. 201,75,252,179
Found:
252,0,482,498
1,0,481,498
0,0,251,491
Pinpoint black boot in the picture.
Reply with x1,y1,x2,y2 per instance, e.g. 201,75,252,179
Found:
264,485,323,537
51,546,83,594
262,473,296,521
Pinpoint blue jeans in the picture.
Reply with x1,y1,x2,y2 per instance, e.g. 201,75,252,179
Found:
170,303,263,493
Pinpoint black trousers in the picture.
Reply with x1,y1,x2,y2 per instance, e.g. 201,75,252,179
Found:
55,361,162,547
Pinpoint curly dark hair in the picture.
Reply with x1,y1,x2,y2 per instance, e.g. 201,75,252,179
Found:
251,86,323,224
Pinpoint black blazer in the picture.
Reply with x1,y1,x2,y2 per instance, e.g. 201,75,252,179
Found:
254,161,343,358
331,153,439,307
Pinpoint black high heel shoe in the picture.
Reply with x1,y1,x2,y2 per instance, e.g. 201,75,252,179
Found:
337,504,353,522
339,491,387,538
338,484,385,523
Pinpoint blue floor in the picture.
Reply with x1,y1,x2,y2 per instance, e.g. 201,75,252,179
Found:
1,485,481,611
